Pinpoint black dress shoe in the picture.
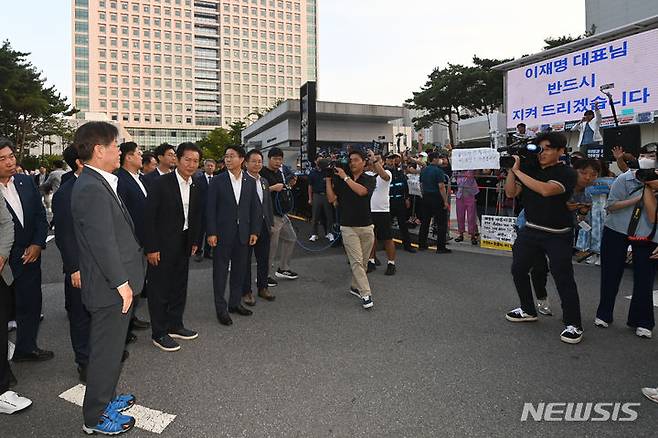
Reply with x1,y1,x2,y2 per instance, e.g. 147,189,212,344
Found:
78,365,87,383
403,245,417,253
217,312,233,326
12,348,54,362
125,332,138,345
228,305,253,316
131,317,150,330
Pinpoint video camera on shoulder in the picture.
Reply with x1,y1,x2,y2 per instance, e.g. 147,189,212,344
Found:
498,138,542,169
636,169,658,183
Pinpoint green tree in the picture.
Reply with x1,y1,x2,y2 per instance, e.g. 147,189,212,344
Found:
542,26,596,50
228,120,246,144
196,127,232,161
0,41,76,158
462,56,513,116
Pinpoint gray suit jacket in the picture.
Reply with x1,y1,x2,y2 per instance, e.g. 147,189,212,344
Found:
71,167,146,310
0,192,14,285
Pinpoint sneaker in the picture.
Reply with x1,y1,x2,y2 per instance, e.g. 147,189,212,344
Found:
385,263,396,276
152,335,181,352
326,233,335,242
168,328,198,340
267,277,279,288
309,234,319,242
107,394,136,413
0,391,32,414
83,410,135,435
560,325,583,344
536,299,552,316
641,387,658,404
366,261,376,273
505,308,538,322
275,269,299,280
636,327,652,339
594,318,609,328
349,287,361,298
361,295,374,309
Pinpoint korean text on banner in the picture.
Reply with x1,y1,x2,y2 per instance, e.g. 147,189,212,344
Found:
480,215,517,251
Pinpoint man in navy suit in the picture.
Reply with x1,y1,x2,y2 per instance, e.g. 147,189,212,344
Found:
207,145,261,326
52,146,90,381
117,142,151,334
142,143,176,191
192,158,216,262
0,138,52,362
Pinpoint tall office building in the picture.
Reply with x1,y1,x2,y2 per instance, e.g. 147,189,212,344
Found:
586,0,658,34
72,0,319,148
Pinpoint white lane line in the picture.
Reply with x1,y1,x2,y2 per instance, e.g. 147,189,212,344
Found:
624,290,658,308
59,384,176,434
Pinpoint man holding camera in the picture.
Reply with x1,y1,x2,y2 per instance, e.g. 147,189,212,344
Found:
326,150,376,309
504,132,583,344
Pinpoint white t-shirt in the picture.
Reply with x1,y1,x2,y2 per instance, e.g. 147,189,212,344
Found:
367,170,391,213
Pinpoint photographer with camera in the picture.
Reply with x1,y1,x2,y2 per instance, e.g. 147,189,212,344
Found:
503,132,583,344
325,150,376,309
595,143,658,338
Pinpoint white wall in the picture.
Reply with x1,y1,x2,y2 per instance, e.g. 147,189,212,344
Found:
586,0,658,33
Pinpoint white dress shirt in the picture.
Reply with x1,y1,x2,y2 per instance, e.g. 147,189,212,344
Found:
248,172,263,203
176,170,192,231
86,165,121,202
229,170,243,205
129,169,147,197
156,167,169,176
205,173,213,185
0,176,24,227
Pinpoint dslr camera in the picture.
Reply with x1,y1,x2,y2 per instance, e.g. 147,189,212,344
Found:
636,168,658,183
498,139,542,169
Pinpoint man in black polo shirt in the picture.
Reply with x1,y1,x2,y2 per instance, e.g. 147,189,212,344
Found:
326,150,376,309
504,131,583,344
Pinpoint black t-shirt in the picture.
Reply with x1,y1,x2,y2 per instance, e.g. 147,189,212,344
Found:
520,163,577,231
260,166,286,216
332,172,376,227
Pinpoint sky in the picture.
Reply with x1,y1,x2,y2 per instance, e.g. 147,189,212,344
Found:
0,0,585,107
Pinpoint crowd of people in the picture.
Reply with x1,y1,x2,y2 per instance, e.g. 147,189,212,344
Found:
2,120,658,431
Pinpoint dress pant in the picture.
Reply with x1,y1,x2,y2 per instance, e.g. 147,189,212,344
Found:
13,259,43,354
243,220,271,294
341,225,375,297
596,226,657,329
390,199,411,247
147,231,190,339
596,227,629,324
511,228,582,328
83,302,132,427
213,225,249,313
0,278,11,394
311,193,334,236
64,274,91,367
269,215,296,272
418,193,447,250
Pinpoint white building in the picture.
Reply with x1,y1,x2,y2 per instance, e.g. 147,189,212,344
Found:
587,0,658,33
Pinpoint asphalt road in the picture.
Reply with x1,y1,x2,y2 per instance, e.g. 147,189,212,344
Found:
3,223,657,437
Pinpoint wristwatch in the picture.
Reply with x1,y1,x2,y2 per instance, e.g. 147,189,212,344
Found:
343,176,351,182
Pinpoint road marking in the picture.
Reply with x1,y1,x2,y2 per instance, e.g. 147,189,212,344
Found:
624,290,658,308
59,384,176,434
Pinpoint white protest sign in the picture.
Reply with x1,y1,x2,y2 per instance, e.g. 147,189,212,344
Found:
480,215,517,251
407,174,422,197
451,148,500,171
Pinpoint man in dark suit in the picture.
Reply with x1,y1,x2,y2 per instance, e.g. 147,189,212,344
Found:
52,146,90,382
192,158,216,262
71,122,146,435
243,150,275,305
141,143,176,191
207,145,261,326
144,143,202,352
117,142,151,334
0,138,52,362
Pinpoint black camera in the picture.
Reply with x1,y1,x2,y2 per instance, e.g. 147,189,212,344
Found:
636,169,658,183
498,142,542,169
318,155,349,178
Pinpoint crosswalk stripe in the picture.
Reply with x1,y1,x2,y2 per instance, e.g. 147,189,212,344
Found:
59,384,176,434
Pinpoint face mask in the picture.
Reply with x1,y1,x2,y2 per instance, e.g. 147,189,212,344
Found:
639,158,656,169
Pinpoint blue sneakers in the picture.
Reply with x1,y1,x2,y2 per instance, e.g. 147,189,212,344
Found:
83,409,135,435
107,394,136,413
